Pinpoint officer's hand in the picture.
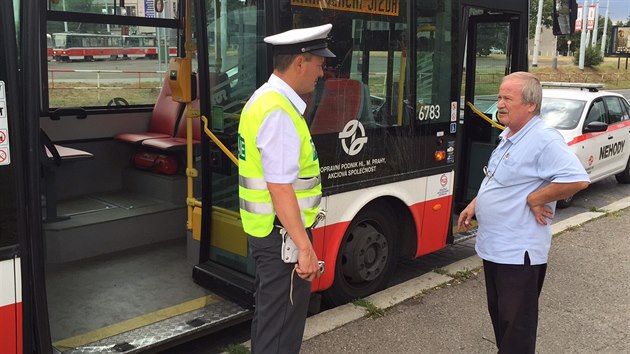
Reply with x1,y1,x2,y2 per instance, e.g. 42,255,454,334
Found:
295,247,320,282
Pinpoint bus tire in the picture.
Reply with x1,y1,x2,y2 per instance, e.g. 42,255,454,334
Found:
323,205,398,306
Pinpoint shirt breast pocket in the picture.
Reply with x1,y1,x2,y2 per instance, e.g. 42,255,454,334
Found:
491,157,533,186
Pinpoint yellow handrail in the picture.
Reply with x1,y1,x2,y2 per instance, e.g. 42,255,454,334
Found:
200,115,238,166
465,101,505,131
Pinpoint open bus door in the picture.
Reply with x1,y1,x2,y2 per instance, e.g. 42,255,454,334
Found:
455,4,529,211
2,0,253,352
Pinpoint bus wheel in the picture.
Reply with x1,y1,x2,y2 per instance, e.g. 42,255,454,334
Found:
324,206,397,306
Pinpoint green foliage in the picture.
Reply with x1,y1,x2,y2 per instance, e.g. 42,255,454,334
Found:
557,17,615,56
572,45,604,67
529,0,554,38
352,298,385,318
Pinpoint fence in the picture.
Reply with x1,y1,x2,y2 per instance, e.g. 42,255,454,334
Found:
48,69,167,106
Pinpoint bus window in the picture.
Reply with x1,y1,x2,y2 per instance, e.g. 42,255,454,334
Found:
46,2,179,109
289,3,411,129
471,21,511,111
415,1,454,125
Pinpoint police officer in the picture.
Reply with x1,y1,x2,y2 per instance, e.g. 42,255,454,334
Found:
237,24,335,354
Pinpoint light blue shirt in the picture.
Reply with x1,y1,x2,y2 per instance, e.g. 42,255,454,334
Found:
475,116,589,265
251,74,306,183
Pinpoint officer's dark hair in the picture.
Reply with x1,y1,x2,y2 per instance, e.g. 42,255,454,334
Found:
274,53,314,72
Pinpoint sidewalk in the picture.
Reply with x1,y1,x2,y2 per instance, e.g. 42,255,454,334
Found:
299,197,630,353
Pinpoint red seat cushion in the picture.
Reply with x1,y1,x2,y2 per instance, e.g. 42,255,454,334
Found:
142,100,201,151
309,79,363,135
114,75,183,144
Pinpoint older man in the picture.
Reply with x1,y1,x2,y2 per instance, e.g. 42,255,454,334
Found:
458,72,589,353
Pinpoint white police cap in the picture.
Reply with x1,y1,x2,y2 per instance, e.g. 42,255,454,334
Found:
264,24,336,58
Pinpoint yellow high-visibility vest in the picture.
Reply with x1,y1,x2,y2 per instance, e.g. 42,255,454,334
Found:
237,90,321,237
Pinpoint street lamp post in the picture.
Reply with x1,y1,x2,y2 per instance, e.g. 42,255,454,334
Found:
567,40,572,56
62,0,68,32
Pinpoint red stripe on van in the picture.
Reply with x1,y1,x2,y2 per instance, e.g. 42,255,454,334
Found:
567,120,630,146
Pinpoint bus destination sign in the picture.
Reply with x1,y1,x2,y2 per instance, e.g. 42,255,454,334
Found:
291,0,400,17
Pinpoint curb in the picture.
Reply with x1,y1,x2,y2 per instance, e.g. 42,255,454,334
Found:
229,196,630,351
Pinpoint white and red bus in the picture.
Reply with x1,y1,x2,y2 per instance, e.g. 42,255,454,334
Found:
122,34,177,59
52,33,177,61
2,0,577,353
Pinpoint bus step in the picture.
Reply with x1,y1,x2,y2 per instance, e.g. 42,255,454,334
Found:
57,299,250,353
452,229,477,244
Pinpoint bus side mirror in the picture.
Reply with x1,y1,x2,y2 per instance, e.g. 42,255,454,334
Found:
552,0,577,36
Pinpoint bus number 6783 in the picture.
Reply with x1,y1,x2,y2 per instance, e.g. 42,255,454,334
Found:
418,104,441,120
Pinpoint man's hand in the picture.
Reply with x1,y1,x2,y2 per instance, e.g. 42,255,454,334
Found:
295,246,320,281
267,182,321,281
529,204,555,225
457,198,476,232
527,181,588,225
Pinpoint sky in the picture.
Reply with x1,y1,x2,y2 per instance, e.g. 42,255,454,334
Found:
597,0,630,24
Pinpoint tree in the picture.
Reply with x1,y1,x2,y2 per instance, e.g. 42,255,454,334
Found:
529,0,554,38
556,15,615,56
572,44,603,66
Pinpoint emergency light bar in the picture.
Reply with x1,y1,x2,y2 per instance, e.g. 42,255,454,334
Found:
540,82,604,92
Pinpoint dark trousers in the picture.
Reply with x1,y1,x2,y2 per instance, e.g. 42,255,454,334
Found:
483,252,547,354
248,228,312,354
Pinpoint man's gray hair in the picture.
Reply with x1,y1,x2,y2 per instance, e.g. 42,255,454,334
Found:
503,72,542,115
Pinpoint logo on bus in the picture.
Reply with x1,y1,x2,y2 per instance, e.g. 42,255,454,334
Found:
440,174,448,187
339,120,368,156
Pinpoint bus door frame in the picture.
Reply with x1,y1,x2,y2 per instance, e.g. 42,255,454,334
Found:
1,0,54,353
455,10,527,210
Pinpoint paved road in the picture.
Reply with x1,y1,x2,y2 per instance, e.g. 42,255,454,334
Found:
161,181,630,353
301,205,630,354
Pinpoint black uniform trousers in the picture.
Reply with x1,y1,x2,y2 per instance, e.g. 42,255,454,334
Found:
482,252,547,354
248,227,312,354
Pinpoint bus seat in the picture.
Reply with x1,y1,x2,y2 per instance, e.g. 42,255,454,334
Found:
114,77,185,144
310,79,363,135
302,79,326,127
40,129,94,223
141,99,201,151
141,71,229,151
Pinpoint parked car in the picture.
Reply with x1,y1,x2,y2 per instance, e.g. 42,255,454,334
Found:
489,46,504,54
485,83,630,207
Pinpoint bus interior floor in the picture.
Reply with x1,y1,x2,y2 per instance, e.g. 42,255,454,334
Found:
42,191,187,264
44,237,213,344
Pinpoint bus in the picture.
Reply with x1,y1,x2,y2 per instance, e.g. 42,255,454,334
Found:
1,0,575,353
52,33,177,61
